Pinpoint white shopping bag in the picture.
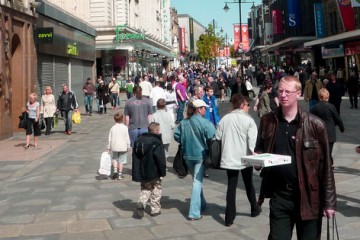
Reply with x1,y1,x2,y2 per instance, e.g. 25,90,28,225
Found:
97,152,112,176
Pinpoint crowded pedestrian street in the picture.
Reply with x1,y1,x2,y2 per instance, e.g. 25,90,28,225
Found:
0,92,359,239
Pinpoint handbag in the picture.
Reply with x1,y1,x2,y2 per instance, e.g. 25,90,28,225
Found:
97,152,112,177
52,113,58,128
173,145,188,178
327,215,339,240
72,111,81,124
40,117,46,130
18,112,28,129
206,139,222,169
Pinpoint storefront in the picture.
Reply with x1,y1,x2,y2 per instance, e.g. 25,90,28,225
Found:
95,25,174,83
304,29,360,78
35,1,96,105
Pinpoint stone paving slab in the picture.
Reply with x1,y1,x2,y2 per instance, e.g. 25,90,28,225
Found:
21,222,66,236
67,219,112,234
0,224,24,238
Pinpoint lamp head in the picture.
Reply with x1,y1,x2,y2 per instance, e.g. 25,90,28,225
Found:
220,27,224,34
223,3,230,12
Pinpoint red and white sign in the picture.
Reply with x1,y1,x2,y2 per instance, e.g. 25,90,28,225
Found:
336,0,355,32
233,24,240,52
272,10,283,35
345,41,360,55
180,28,186,53
241,24,250,52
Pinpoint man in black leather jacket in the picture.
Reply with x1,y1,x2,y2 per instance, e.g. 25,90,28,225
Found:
255,75,336,240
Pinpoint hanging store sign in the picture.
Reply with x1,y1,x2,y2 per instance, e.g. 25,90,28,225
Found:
115,25,145,43
314,3,325,38
336,0,355,32
180,28,186,53
272,10,283,35
321,44,344,59
287,0,301,27
189,18,195,52
36,28,54,44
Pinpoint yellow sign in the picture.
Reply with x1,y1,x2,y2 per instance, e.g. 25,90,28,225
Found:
67,44,78,56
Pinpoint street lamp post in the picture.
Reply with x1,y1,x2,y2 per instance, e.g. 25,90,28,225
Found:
223,1,255,79
211,19,223,70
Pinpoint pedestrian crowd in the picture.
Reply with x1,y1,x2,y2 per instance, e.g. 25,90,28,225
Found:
19,61,360,239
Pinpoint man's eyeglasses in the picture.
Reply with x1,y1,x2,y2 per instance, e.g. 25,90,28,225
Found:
278,90,298,96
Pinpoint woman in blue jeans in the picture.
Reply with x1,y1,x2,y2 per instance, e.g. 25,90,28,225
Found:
174,99,216,220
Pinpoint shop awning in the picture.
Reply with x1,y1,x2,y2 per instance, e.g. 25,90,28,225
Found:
260,36,316,53
304,29,360,47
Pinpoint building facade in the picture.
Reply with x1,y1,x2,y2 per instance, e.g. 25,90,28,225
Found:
0,0,37,140
35,0,96,106
91,0,173,80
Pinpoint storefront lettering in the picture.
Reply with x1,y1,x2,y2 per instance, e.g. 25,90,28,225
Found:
38,32,53,38
67,44,78,56
115,25,145,42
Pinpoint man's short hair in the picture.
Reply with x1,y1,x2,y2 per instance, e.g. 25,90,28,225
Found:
156,98,166,109
318,88,329,102
231,93,250,109
148,122,160,133
204,86,213,92
279,75,302,91
194,85,203,93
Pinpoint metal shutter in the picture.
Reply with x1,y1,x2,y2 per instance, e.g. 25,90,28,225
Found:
83,61,93,81
71,59,84,106
37,54,54,98
54,57,69,96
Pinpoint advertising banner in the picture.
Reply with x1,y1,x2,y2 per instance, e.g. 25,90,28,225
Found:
189,18,194,52
287,0,301,27
336,0,355,31
352,0,360,7
272,10,283,35
265,23,273,44
241,24,250,52
314,3,325,38
180,28,186,53
233,24,241,52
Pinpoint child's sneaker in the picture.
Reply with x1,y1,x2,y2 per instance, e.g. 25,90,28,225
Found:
136,202,144,219
118,174,124,180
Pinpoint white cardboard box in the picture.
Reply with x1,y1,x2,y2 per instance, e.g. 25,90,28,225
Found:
241,153,291,167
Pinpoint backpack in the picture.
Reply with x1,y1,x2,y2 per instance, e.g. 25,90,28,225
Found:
134,138,158,159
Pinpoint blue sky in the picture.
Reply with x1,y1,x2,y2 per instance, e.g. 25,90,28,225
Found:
171,0,262,43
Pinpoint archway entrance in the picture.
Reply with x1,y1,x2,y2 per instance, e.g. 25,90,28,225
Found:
11,34,24,132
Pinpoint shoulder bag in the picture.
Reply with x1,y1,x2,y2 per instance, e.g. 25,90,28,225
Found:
173,144,188,178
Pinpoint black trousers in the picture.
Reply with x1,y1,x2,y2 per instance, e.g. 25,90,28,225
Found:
268,191,320,240
349,92,358,108
45,117,53,134
225,167,257,225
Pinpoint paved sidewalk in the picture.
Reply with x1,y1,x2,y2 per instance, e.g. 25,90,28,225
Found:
0,93,359,239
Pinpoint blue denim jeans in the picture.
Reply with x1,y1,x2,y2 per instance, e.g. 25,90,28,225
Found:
129,128,148,148
176,101,185,123
84,95,93,113
61,110,73,132
185,159,206,219
110,93,118,108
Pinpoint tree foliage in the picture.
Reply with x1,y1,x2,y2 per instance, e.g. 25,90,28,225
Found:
196,24,223,63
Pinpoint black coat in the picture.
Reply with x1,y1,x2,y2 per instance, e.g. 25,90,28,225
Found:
311,101,344,142
231,83,249,98
132,133,166,182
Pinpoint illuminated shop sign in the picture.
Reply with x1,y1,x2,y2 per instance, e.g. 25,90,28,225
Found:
67,44,78,56
36,28,53,43
115,25,145,42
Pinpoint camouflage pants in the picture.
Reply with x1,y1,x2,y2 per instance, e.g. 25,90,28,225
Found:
138,179,162,214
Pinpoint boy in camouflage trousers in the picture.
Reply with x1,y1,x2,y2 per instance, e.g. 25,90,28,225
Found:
132,122,166,218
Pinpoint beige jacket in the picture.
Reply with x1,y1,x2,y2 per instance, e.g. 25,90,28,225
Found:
303,79,323,101
41,94,57,118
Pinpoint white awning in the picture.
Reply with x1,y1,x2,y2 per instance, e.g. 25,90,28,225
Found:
304,29,360,47
260,36,316,53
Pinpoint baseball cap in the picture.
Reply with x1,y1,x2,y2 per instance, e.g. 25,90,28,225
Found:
192,99,209,108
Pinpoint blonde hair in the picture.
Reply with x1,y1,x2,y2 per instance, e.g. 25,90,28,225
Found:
318,88,329,102
279,75,302,91
44,86,53,94
29,93,38,101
